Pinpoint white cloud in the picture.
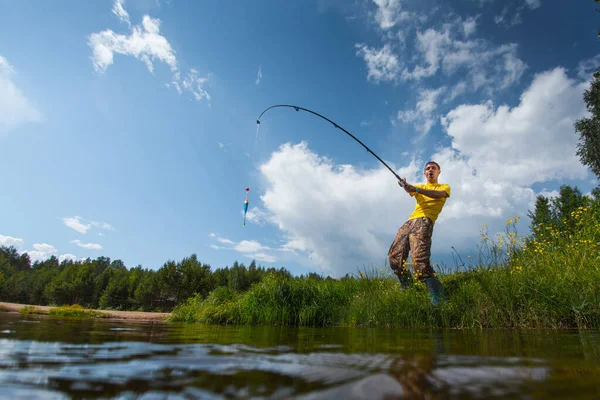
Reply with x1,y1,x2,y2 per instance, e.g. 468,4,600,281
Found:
59,253,78,262
0,234,25,249
62,216,91,234
525,0,541,10
0,55,42,133
89,2,210,103
462,16,477,37
398,86,446,134
255,65,262,84
372,0,410,30
449,81,467,101
1,235,83,263
71,239,103,250
209,234,279,263
401,25,526,93
182,69,211,103
253,67,590,277
440,67,588,186
91,221,114,231
577,54,600,79
26,243,58,263
355,43,400,83
403,27,452,80
112,0,131,26
88,15,177,74
63,216,113,234
250,253,277,263
494,1,539,28
234,240,265,253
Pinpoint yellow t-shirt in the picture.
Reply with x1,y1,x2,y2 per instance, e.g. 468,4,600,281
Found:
408,182,451,223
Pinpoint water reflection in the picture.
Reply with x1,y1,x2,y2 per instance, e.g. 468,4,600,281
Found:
1,312,599,399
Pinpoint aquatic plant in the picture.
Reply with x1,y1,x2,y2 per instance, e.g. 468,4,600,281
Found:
48,304,107,318
18,305,46,315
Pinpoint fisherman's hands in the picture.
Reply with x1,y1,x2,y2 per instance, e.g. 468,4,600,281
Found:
398,178,416,193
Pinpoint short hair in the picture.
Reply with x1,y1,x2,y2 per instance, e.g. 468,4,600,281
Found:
425,161,440,170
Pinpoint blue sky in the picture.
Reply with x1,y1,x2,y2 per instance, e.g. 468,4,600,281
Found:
1,0,598,277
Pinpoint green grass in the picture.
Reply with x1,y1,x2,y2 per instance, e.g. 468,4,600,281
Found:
170,207,600,329
18,305,47,315
48,304,107,318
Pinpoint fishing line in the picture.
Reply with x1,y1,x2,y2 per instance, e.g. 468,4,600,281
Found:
242,123,261,227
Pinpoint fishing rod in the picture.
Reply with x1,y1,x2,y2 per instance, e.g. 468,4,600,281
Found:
256,104,404,183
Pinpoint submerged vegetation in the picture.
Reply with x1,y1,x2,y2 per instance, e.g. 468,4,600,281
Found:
16,304,106,319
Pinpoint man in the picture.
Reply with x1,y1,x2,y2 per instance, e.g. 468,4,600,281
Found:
388,161,450,305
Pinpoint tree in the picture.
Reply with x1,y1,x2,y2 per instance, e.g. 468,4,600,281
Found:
528,195,553,231
574,70,600,178
527,185,592,240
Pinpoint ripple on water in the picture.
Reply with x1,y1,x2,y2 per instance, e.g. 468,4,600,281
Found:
0,338,564,399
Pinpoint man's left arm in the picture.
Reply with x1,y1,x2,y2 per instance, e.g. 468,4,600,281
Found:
417,184,450,199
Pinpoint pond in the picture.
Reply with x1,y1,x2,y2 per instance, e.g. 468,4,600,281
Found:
1,311,599,399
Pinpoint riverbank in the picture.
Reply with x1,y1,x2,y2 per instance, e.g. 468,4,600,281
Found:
169,213,600,329
0,302,170,322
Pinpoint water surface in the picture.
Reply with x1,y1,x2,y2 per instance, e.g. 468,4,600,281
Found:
1,311,599,399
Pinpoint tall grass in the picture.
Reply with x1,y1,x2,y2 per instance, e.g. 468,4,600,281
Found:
171,207,600,329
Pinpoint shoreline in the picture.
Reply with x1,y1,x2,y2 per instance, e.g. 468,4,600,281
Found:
0,302,170,322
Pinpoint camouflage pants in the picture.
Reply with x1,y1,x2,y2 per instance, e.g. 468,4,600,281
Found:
388,217,435,282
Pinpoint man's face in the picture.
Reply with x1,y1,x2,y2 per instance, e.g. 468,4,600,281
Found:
424,163,440,182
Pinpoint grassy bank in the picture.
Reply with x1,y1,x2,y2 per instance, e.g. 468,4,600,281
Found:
170,208,600,329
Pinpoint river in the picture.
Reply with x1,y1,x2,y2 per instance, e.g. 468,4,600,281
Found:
1,311,599,399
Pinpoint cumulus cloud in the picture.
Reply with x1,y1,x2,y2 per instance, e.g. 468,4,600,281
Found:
440,67,588,186
89,1,210,103
1,234,82,263
0,55,42,133
26,243,58,262
254,66,591,277
71,239,103,250
62,216,114,234
59,254,78,262
0,234,25,249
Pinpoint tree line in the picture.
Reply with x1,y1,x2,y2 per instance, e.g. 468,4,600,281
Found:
0,251,293,312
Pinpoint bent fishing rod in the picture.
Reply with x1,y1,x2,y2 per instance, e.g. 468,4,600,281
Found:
256,104,405,184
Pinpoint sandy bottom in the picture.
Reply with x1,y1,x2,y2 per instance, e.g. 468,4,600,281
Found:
0,302,170,322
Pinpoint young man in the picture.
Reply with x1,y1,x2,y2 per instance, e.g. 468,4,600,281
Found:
388,161,450,305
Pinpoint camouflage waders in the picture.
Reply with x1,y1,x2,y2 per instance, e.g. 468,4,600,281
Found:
388,216,436,286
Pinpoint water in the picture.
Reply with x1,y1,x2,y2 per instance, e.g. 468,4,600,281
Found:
1,312,599,399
